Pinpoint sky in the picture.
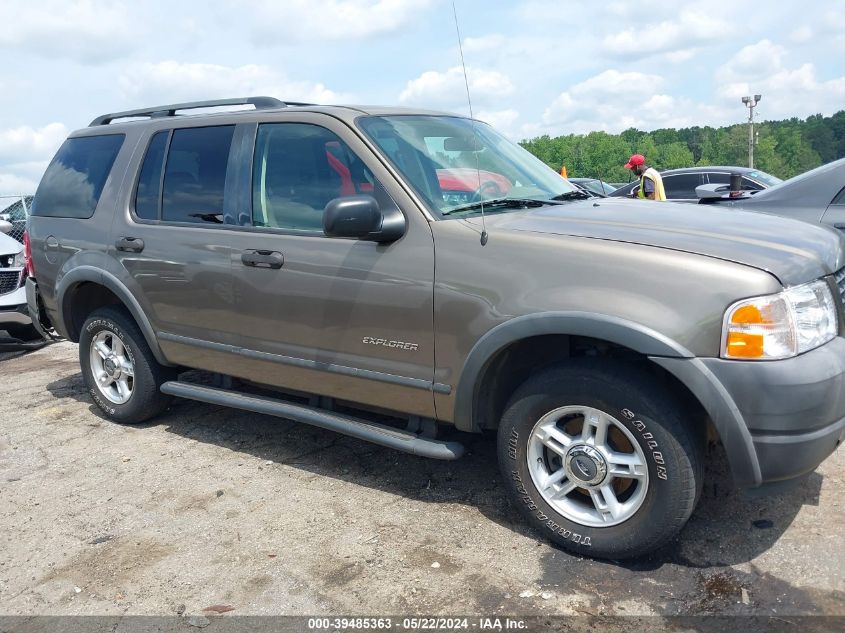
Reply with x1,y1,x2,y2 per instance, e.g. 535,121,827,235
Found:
2,0,844,193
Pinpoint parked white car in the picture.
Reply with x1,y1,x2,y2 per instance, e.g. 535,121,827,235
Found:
0,221,39,340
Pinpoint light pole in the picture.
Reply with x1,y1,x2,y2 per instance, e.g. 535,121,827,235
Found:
741,94,761,168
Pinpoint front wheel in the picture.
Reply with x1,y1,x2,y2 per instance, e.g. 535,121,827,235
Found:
498,361,702,559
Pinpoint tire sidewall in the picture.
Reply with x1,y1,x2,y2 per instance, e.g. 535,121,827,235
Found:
80,313,139,420
499,370,694,558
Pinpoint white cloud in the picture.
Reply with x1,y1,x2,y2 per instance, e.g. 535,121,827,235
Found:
0,0,135,64
540,70,737,134
790,26,813,44
0,173,41,196
118,62,352,106
785,6,845,46
463,34,507,53
0,123,67,195
716,39,786,84
244,0,436,42
543,69,664,127
714,40,845,119
398,66,514,110
475,109,521,139
603,9,733,59
0,123,68,165
665,49,697,64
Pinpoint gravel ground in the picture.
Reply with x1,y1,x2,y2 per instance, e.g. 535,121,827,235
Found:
0,340,843,618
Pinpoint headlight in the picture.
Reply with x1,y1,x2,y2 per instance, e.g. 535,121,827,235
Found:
722,279,838,360
12,251,25,268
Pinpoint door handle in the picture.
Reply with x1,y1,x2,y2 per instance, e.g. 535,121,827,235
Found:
115,237,145,253
241,249,284,269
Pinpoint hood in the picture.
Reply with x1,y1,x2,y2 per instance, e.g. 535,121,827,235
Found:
0,230,22,257
472,198,845,286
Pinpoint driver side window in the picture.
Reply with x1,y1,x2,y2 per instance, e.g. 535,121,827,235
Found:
252,123,375,231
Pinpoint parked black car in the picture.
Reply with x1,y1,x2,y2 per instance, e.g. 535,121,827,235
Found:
610,166,781,202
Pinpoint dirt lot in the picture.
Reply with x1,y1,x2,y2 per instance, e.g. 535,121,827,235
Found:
0,340,843,619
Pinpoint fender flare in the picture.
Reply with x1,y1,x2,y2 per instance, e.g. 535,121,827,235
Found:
650,356,761,487
56,265,172,366
452,311,694,433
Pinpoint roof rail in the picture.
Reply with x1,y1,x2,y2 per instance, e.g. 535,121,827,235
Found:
88,96,313,126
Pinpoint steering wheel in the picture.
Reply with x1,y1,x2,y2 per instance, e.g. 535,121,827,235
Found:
469,180,504,202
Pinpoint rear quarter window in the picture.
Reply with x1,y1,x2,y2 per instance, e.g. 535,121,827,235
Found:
32,134,124,218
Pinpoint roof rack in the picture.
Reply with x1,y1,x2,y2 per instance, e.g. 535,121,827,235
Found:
89,96,314,126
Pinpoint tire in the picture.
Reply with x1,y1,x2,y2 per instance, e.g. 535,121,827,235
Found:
497,360,703,560
79,306,174,424
5,324,43,341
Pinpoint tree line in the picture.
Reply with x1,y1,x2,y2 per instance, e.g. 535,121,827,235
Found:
519,110,845,184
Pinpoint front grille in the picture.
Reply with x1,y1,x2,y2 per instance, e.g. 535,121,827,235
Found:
835,267,845,305
0,270,21,295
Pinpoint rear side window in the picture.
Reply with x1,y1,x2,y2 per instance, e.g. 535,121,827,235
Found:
662,173,702,198
162,126,234,224
134,131,168,220
32,134,124,218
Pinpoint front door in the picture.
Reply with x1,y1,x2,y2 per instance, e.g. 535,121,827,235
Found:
227,116,437,417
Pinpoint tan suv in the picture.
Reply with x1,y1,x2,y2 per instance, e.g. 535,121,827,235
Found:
25,97,845,559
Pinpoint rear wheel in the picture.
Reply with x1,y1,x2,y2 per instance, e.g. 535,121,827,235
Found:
498,361,703,559
79,306,173,424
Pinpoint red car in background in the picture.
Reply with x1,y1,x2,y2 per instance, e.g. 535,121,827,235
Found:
326,141,513,207
436,168,512,205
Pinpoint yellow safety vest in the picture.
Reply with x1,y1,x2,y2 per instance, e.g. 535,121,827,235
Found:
637,167,666,201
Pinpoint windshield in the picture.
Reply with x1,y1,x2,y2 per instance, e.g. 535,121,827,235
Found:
746,170,782,187
358,115,579,217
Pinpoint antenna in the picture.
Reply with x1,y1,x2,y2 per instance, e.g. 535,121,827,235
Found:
451,1,488,246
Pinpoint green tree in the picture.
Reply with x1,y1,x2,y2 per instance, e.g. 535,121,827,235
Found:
520,110,844,183
654,142,694,170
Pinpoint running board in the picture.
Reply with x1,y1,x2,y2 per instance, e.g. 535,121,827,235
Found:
160,381,465,460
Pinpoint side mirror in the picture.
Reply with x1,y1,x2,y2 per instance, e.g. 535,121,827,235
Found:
0,220,12,235
323,195,406,243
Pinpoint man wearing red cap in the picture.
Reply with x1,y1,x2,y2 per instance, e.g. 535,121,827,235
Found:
624,154,666,201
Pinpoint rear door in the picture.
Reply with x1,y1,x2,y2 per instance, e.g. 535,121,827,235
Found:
112,124,241,366
226,114,437,417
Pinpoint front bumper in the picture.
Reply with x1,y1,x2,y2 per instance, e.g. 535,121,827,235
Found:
653,336,845,489
0,302,32,327
0,286,32,330
702,337,845,484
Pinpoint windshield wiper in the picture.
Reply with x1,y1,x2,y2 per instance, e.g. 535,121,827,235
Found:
441,197,550,216
550,190,592,201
